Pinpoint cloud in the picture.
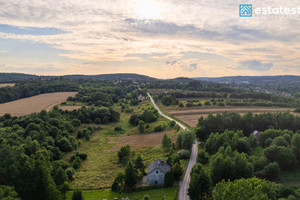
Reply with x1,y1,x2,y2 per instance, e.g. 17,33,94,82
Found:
0,24,67,35
236,60,274,71
166,60,177,65
166,60,198,72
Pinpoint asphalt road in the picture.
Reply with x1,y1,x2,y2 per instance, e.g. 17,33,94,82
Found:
147,93,198,200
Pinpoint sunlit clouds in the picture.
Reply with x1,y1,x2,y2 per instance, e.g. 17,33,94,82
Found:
0,0,299,78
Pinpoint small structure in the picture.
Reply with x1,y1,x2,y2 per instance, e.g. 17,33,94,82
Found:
251,130,260,138
148,158,171,185
138,94,146,101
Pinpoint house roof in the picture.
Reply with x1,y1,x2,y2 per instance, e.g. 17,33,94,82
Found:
147,158,171,174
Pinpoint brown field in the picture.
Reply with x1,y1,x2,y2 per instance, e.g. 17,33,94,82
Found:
0,83,15,88
165,106,294,127
59,105,82,111
0,92,77,116
109,131,175,152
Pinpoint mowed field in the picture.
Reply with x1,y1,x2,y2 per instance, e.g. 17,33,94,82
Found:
0,83,15,88
164,106,294,127
0,92,77,116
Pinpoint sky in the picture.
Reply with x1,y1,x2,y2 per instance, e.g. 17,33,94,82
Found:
0,0,299,78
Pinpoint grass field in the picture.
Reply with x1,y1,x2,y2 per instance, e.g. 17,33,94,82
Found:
66,100,177,189
66,187,178,200
0,83,15,88
0,92,77,116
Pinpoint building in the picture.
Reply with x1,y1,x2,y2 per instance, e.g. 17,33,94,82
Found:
148,158,171,185
138,94,146,101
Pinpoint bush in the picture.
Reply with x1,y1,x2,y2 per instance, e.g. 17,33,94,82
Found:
204,101,211,106
186,102,193,107
197,150,209,164
118,145,131,165
179,102,184,107
72,157,82,169
72,190,83,200
143,194,150,200
217,102,225,106
178,150,190,159
154,125,165,132
114,126,123,131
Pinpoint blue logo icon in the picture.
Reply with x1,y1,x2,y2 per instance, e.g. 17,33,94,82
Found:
239,4,252,17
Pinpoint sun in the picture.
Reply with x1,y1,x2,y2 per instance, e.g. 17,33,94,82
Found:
134,0,162,20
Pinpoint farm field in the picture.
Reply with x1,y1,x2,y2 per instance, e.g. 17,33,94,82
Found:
0,92,77,116
66,187,178,200
164,106,294,127
0,83,15,88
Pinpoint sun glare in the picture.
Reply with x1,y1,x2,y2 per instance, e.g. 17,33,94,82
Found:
134,0,161,19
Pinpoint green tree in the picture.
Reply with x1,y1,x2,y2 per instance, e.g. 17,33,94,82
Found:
162,134,172,149
0,185,20,200
138,120,145,133
111,173,125,192
197,150,209,164
72,190,83,200
213,178,278,200
176,130,195,150
124,162,137,191
164,171,174,187
188,166,211,200
291,133,300,162
172,163,183,180
118,145,131,165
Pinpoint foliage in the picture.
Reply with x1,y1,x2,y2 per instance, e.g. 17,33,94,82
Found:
172,163,183,180
176,130,196,150
162,134,171,149
213,178,279,200
72,190,83,200
178,150,190,160
164,171,174,187
210,146,253,184
117,145,131,165
197,150,209,164
263,145,297,171
124,162,137,191
0,185,20,200
188,164,211,200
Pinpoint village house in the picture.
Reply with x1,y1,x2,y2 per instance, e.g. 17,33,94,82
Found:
138,94,146,101
148,158,171,185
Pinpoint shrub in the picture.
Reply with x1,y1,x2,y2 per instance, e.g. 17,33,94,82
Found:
186,102,193,107
118,145,131,165
72,157,82,169
197,150,209,164
154,125,165,132
143,194,150,200
72,190,83,200
217,102,225,106
204,101,211,106
178,150,190,159
114,126,123,131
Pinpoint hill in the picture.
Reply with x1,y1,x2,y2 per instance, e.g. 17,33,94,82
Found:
192,75,300,84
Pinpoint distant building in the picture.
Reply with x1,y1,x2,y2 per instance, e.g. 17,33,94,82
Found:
251,130,260,138
148,158,171,185
138,94,146,101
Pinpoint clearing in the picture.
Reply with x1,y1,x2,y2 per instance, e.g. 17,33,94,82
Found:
0,92,77,116
109,130,176,152
0,83,15,88
164,106,294,127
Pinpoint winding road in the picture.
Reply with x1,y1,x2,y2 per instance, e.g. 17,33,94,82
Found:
147,93,199,200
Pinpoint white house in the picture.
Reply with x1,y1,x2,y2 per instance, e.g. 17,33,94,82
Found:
148,158,171,185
